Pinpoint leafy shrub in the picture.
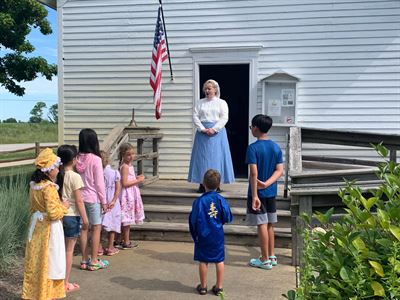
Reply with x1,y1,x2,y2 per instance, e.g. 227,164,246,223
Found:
0,174,30,274
284,144,400,299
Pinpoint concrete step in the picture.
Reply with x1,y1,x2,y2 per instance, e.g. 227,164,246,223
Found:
141,192,291,210
131,221,291,248
144,204,291,228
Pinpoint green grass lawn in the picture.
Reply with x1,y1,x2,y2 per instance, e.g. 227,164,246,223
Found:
0,123,58,144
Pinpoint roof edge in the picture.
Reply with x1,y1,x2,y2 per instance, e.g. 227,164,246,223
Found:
37,0,57,10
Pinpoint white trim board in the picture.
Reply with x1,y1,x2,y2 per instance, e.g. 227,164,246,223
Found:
190,46,262,144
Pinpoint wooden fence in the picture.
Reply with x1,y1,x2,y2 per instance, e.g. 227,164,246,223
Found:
0,142,58,166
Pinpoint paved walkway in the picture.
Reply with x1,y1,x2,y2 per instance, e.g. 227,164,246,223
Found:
0,142,57,152
68,241,296,300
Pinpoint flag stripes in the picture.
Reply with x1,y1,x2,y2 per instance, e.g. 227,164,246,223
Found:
150,6,168,119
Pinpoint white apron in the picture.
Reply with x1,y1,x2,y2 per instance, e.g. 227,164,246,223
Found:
28,212,66,279
48,219,66,279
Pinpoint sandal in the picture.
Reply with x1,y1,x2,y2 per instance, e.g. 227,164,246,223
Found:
249,257,273,270
65,282,80,293
196,284,207,295
105,247,120,256
98,247,104,256
269,255,278,266
212,285,224,296
114,241,123,249
80,260,89,270
121,242,138,249
87,258,109,271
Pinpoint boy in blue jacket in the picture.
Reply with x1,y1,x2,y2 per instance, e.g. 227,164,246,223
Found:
189,169,233,296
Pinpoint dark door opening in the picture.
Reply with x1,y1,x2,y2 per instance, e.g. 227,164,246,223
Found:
199,64,249,178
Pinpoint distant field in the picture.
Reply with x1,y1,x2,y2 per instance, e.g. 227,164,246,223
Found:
0,123,58,144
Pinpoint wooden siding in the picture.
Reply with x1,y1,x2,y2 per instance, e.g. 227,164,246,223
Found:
59,0,400,178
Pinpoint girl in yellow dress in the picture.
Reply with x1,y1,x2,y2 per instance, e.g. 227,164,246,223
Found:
22,148,70,300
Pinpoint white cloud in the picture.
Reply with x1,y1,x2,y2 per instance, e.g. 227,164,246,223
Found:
0,76,58,97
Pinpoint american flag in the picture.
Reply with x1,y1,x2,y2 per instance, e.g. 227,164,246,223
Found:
150,6,168,119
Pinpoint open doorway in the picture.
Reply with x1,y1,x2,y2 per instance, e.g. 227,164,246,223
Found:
199,64,249,178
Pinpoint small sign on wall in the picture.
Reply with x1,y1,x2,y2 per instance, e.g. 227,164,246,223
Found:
281,89,295,106
285,115,295,124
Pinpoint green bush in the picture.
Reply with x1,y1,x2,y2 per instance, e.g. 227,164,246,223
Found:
0,174,30,274
284,144,400,300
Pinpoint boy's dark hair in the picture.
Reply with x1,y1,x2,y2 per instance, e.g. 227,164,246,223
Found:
79,128,101,157
251,114,273,133
56,144,78,196
203,169,221,190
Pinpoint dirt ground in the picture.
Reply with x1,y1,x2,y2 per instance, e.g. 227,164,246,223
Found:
0,261,24,300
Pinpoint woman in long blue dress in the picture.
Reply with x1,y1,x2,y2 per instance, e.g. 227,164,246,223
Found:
188,79,235,192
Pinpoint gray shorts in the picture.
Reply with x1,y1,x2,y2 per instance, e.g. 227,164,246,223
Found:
84,202,102,225
246,196,278,226
246,212,277,226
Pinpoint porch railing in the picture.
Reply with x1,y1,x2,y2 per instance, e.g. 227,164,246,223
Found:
288,127,400,265
101,124,163,186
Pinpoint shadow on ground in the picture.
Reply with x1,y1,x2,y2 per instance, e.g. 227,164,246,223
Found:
111,277,194,294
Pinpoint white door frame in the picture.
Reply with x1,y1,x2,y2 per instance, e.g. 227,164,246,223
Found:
189,46,262,144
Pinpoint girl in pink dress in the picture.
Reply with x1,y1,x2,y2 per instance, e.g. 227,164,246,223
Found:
118,143,145,249
100,151,122,256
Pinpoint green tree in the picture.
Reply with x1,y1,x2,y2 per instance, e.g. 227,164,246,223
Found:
3,117,17,123
0,0,57,96
29,101,46,123
47,103,58,123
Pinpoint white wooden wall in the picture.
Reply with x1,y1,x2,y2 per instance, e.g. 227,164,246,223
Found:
58,0,400,178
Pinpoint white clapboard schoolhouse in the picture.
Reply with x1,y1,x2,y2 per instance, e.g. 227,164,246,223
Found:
44,0,399,179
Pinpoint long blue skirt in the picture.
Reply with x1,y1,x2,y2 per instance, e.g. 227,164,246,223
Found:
188,122,235,184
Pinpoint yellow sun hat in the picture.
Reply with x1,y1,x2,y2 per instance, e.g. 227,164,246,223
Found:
34,148,62,172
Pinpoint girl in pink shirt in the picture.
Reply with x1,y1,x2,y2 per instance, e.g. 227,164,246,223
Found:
76,128,109,271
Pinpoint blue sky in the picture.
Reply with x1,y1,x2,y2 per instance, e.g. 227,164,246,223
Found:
0,6,58,122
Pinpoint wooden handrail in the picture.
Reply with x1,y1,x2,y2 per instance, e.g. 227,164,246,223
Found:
288,126,400,266
301,127,400,150
100,125,163,186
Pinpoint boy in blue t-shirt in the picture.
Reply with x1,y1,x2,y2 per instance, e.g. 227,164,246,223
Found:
245,114,283,270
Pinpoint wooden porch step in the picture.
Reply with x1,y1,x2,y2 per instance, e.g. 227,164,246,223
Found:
141,193,291,210
144,204,291,228
131,221,291,248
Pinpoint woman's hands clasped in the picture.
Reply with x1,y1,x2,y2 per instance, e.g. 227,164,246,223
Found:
201,128,216,136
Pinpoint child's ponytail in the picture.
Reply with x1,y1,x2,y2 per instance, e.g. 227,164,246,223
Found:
30,169,50,183
56,145,78,198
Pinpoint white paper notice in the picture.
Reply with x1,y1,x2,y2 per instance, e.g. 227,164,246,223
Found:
281,89,295,106
268,99,282,116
